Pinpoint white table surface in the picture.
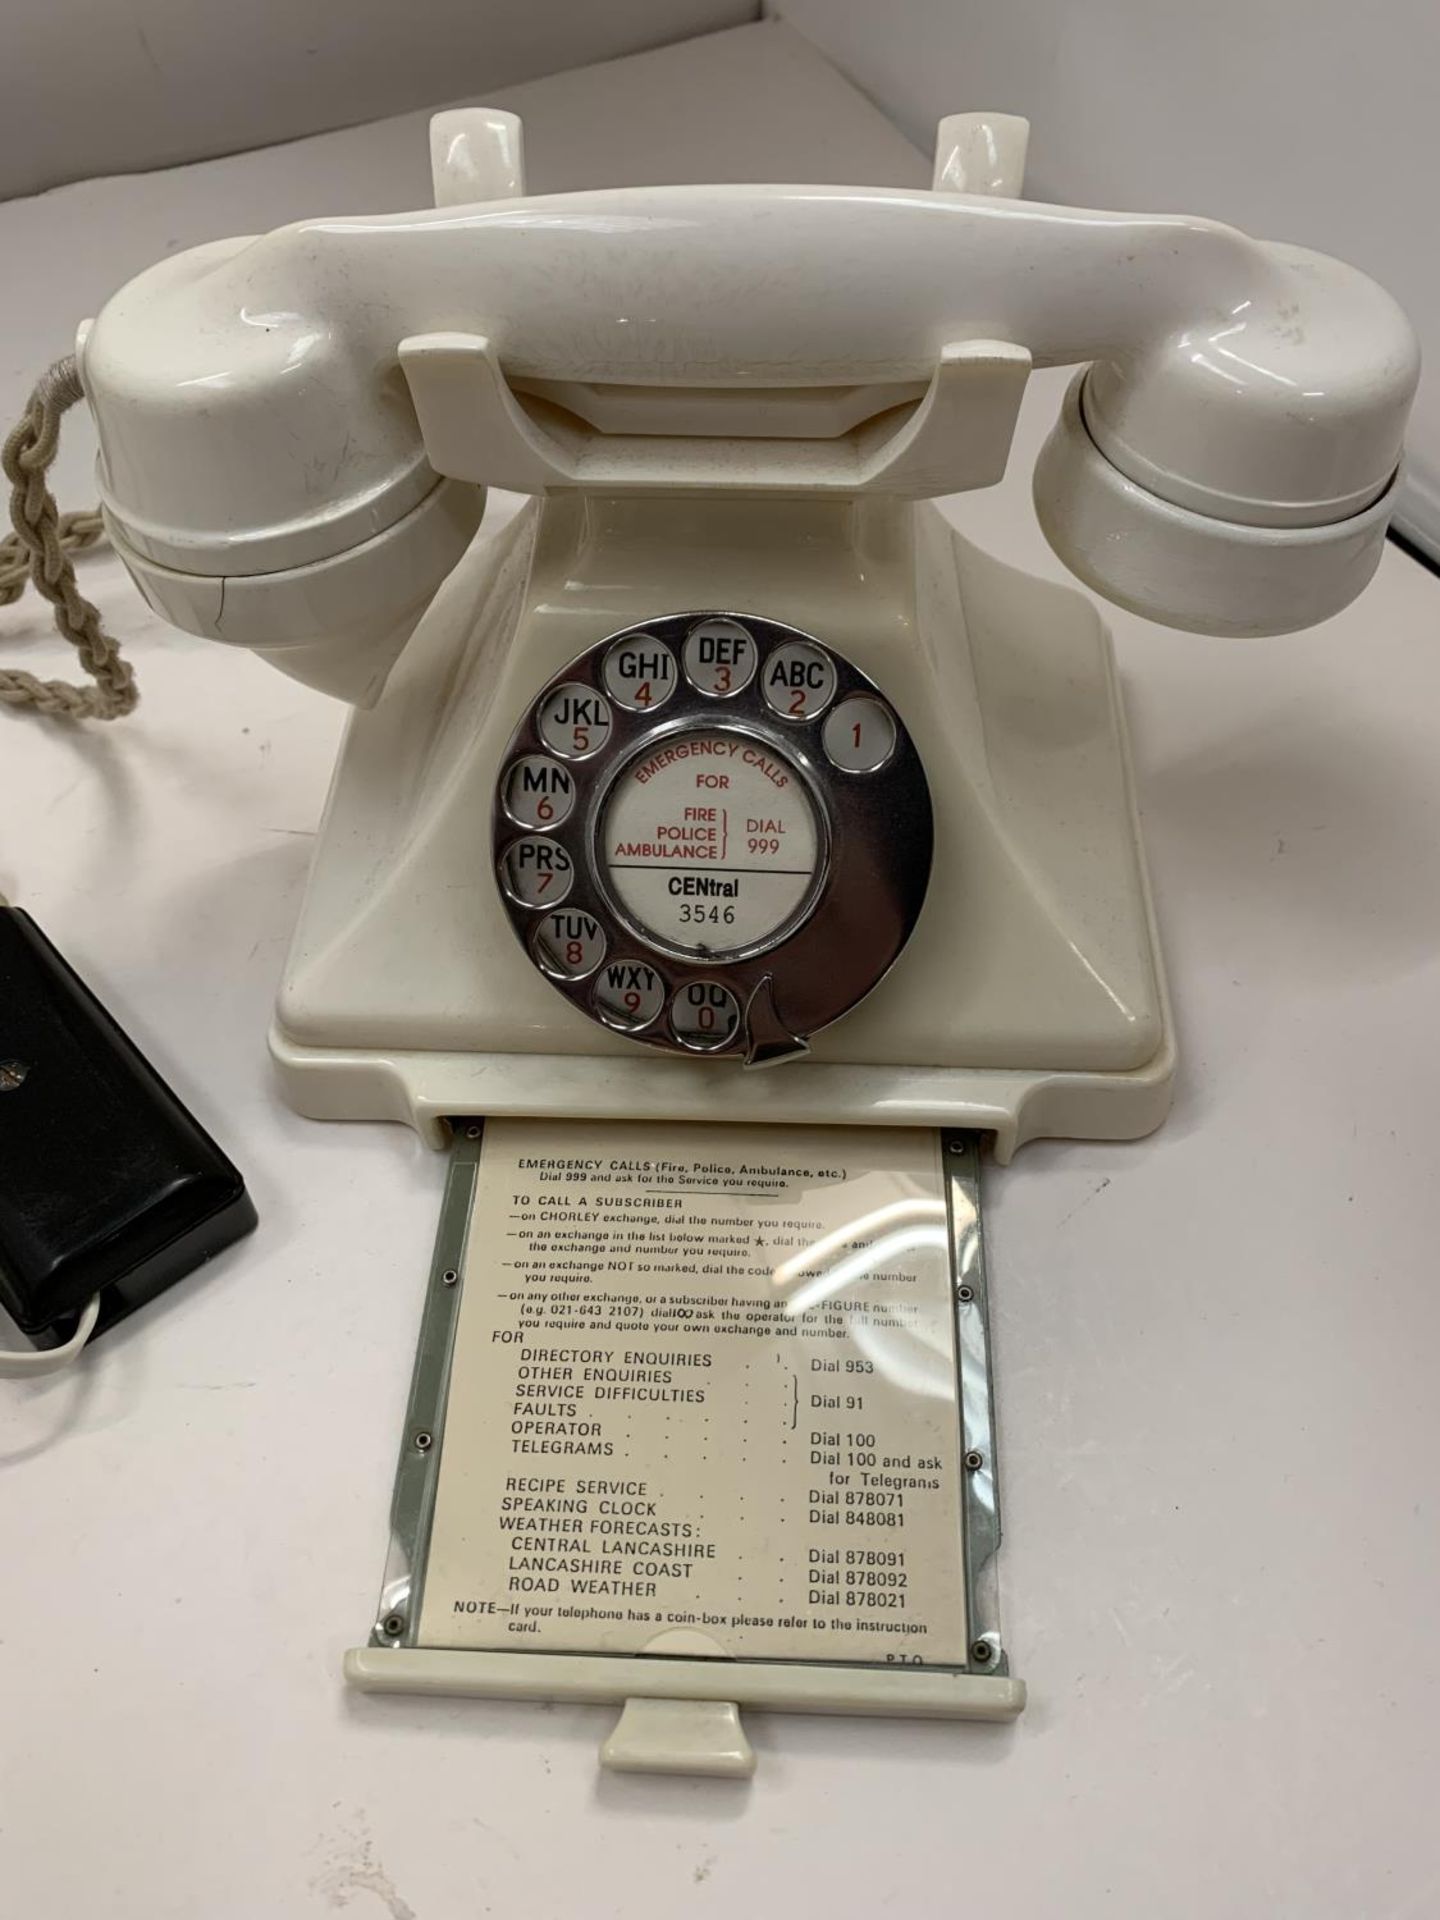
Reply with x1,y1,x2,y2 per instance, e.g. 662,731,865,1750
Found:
3,23,1438,1919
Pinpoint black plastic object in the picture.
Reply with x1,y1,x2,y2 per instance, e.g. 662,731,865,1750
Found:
0,906,257,1349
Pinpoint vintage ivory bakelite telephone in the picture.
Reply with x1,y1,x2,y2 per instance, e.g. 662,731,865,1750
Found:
78,110,1417,1157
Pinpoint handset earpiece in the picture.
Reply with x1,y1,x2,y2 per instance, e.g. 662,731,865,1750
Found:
1033,233,1415,636
1034,369,1400,637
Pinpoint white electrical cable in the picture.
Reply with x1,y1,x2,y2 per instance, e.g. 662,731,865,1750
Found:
0,1293,102,1377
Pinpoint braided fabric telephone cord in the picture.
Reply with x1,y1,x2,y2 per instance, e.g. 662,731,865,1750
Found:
0,356,137,721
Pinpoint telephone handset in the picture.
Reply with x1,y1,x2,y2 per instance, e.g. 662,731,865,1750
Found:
71,108,1418,1152
493,613,932,1063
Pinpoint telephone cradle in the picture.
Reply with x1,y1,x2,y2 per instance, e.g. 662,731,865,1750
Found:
78,107,1415,1155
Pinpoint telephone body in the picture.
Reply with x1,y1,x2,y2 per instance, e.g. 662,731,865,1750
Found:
78,111,1418,1156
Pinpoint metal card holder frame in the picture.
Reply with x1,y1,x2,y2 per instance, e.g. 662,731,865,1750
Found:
345,1124,1024,1776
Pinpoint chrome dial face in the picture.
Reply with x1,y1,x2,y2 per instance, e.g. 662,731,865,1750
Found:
492,612,933,1061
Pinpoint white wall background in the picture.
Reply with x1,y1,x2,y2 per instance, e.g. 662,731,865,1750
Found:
776,0,1440,554
1,1,755,200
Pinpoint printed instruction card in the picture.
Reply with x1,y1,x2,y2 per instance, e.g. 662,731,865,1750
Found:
418,1119,970,1666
